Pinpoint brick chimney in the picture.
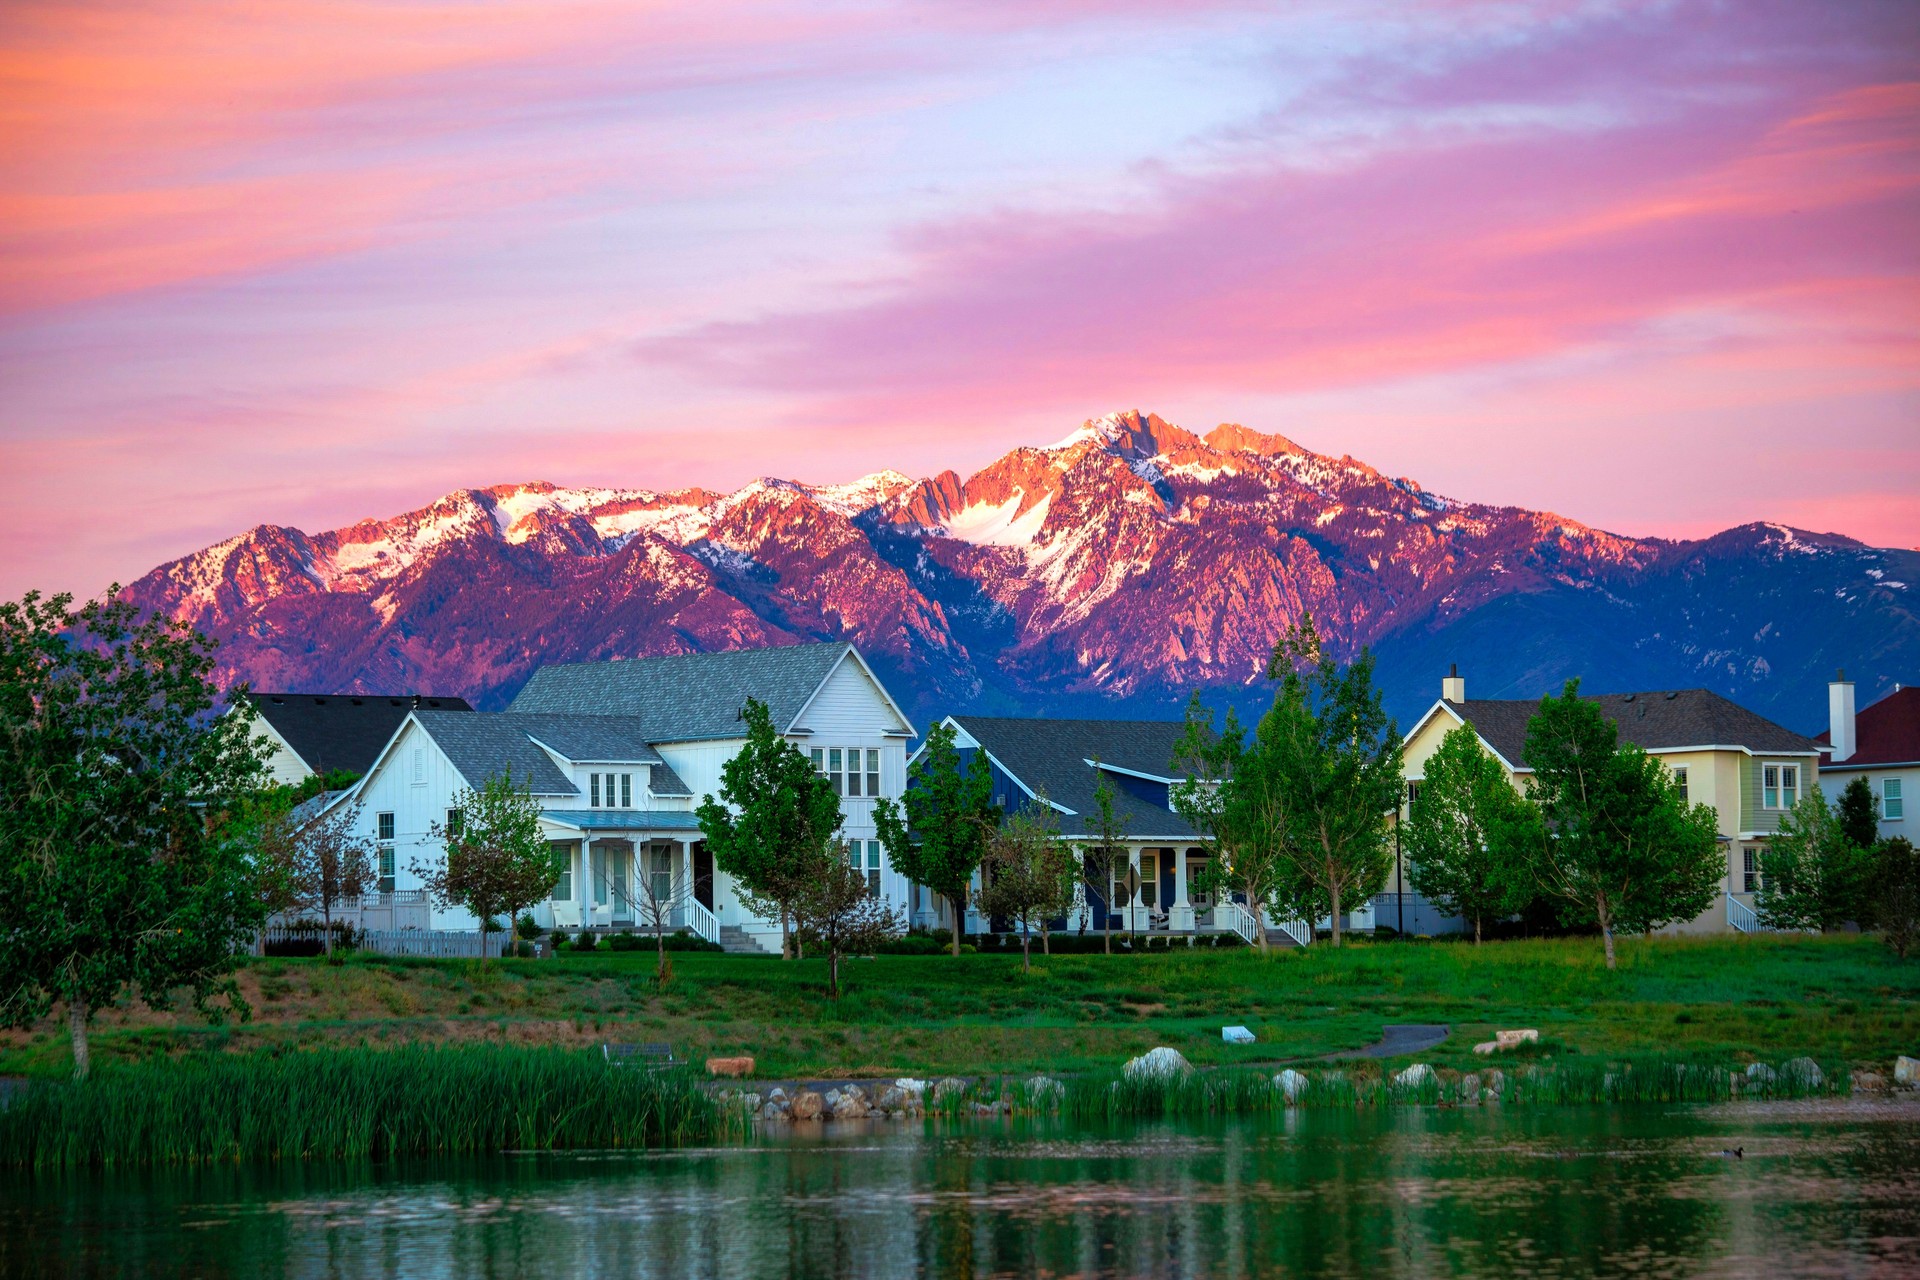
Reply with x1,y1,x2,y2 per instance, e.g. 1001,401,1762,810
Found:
1828,669,1855,762
1442,663,1466,703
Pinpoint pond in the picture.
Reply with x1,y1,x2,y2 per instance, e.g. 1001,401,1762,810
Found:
4,1099,1916,1278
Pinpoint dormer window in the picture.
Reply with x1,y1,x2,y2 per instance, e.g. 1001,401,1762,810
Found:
590,772,633,808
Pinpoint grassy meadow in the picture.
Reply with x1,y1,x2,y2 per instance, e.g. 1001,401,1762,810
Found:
3,933,1914,1081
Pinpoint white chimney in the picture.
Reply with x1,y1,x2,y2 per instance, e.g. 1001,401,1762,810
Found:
1442,663,1466,703
1829,668,1856,763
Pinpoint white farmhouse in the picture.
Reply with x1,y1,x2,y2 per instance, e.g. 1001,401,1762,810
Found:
339,643,913,952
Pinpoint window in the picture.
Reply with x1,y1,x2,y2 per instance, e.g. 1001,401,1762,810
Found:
1743,847,1759,893
1885,778,1905,822
549,842,573,901
1672,766,1688,805
1405,780,1422,811
376,812,396,893
445,809,463,838
621,773,632,808
411,748,425,785
649,846,671,904
865,750,881,797
1139,851,1158,908
590,774,601,807
813,749,877,798
1762,764,1799,810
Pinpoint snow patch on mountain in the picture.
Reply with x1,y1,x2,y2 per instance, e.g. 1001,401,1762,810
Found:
941,493,1053,547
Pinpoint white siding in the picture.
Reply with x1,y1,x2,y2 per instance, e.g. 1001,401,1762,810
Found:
253,721,312,786
347,718,477,929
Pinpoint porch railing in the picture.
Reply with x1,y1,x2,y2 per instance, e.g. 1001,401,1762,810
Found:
682,897,720,945
1727,893,1759,934
1218,900,1261,946
1268,914,1313,948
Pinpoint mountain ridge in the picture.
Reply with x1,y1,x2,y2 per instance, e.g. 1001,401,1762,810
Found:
121,410,1918,734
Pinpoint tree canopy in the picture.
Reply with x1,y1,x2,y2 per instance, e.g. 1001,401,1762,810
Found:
873,720,997,956
1757,786,1872,933
1403,723,1538,943
1520,680,1723,968
976,794,1078,969
0,590,270,1079
695,698,842,959
416,772,552,965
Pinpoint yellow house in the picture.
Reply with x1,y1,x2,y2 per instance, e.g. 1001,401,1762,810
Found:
1386,666,1825,936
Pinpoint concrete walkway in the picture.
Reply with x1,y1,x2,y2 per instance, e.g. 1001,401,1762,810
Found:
1328,1024,1450,1060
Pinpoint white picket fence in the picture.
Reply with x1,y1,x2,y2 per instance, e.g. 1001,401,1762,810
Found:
358,929,512,959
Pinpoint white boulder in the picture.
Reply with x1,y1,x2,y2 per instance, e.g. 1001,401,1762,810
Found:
1222,1026,1256,1044
1124,1047,1194,1081
1274,1068,1308,1103
1894,1056,1920,1087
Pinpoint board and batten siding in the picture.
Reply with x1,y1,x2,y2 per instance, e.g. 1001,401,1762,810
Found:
346,718,477,929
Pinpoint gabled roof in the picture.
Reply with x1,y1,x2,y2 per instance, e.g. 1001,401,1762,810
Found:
245,692,472,776
409,710,579,796
947,715,1200,839
507,642,890,742
1818,685,1920,769
510,714,692,796
1430,688,1821,771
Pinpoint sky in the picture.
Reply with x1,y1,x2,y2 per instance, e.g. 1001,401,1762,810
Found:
2,0,1916,600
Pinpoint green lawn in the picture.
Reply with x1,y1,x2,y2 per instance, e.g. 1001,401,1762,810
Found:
4,934,1916,1080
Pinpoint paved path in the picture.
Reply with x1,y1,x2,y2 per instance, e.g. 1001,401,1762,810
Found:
1328,1024,1450,1060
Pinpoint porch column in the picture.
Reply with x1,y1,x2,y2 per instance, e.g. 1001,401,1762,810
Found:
1169,848,1195,932
1127,846,1144,932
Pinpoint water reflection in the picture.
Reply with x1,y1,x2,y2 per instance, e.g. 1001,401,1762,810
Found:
4,1100,1917,1278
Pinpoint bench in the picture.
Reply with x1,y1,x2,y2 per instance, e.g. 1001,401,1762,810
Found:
603,1042,679,1071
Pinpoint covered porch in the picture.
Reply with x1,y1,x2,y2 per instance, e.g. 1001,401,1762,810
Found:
539,811,719,944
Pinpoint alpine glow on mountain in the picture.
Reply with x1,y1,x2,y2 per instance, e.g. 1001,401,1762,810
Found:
121,412,1918,732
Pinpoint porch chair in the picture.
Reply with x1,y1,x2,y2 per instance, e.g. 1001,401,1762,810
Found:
551,901,582,931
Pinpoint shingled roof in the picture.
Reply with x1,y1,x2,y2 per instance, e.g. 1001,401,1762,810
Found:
246,692,472,777
948,716,1200,840
507,643,866,742
1818,685,1920,769
1439,688,1821,769
409,710,578,796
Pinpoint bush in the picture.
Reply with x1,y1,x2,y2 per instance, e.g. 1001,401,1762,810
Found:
875,934,945,956
517,914,541,940
573,930,598,952
608,931,642,952
513,941,535,959
263,938,325,958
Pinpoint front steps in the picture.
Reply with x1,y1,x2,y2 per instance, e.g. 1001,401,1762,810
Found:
719,925,773,956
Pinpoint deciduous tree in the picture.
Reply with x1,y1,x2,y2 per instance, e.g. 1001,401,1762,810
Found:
696,698,843,960
1869,837,1919,959
1076,770,1134,953
1259,616,1403,946
793,844,903,997
415,773,552,966
1173,698,1319,953
1521,681,1723,968
0,590,270,1079
254,795,376,954
1403,724,1538,943
975,796,1077,970
1757,787,1872,932
873,720,997,956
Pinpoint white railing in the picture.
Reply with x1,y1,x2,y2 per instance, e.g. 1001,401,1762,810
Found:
1727,894,1759,934
1269,914,1313,948
360,929,506,959
1218,900,1261,945
683,898,720,945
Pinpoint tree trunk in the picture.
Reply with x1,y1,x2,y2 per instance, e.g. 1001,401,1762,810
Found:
829,948,840,998
323,900,334,956
1474,915,1483,945
479,921,491,968
1020,932,1031,973
949,892,966,955
1041,927,1050,956
1598,898,1617,970
781,908,792,960
69,998,90,1081
657,925,668,982
1329,881,1343,947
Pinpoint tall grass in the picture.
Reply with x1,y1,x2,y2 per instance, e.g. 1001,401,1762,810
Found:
0,1046,739,1168
964,1055,1845,1121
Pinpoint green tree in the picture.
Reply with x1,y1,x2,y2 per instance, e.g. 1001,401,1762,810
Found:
414,773,552,966
695,698,843,960
975,795,1078,970
873,720,997,956
1173,698,1319,952
793,842,904,997
1870,837,1919,959
1403,724,1539,943
1520,680,1724,968
1259,616,1404,946
0,590,270,1079
1836,776,1881,852
1757,786,1872,932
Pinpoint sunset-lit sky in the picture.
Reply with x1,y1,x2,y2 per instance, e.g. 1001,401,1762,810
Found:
2,0,1916,599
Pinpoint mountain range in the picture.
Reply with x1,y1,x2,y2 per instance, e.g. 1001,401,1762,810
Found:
122,411,1917,735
